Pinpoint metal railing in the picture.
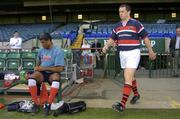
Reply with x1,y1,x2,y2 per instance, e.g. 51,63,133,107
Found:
149,51,180,78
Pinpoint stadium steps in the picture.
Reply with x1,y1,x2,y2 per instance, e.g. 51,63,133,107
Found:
70,34,84,49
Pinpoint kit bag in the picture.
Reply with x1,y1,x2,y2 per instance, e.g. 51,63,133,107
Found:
7,101,23,111
53,101,86,117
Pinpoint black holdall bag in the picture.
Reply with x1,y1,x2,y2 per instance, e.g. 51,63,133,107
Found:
7,101,24,111
53,101,86,117
0,72,5,80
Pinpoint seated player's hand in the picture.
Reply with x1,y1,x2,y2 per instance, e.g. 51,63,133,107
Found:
34,66,45,71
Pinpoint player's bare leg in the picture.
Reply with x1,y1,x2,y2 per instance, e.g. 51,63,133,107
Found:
112,68,136,112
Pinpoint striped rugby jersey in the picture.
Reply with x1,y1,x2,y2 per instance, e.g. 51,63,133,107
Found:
110,18,148,51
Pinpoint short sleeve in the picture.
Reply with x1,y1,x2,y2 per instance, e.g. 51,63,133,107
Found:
136,21,148,39
110,29,118,40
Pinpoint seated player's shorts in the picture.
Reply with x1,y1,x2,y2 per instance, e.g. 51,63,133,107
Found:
119,49,140,69
40,71,55,84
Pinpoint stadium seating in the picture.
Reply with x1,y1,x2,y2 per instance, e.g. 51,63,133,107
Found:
51,23,78,42
84,23,177,38
0,23,176,45
0,24,59,42
6,52,21,74
0,53,7,71
21,52,36,71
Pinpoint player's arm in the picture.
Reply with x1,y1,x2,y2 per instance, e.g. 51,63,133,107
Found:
144,37,156,60
34,51,43,70
103,27,117,53
35,53,41,67
104,38,115,49
144,37,153,52
136,21,156,60
35,49,65,72
103,38,115,53
34,60,64,72
35,59,40,67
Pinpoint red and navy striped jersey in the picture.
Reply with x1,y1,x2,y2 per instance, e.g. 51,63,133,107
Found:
110,18,148,51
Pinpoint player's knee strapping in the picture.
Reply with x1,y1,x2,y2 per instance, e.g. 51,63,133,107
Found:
28,78,37,87
51,80,60,89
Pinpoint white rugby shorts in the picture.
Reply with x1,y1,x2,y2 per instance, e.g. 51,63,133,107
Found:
119,49,140,69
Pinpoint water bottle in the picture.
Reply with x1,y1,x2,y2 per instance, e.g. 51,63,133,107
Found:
20,70,26,80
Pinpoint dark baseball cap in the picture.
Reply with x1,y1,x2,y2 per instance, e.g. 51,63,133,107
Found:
39,32,52,40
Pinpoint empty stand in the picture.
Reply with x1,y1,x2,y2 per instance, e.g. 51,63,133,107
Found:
0,24,59,42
